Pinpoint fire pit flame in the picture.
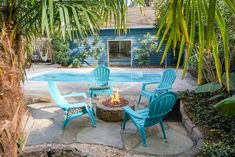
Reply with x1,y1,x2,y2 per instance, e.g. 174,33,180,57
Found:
102,90,129,108
111,90,120,104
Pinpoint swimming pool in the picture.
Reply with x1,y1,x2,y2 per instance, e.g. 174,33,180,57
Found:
29,72,162,83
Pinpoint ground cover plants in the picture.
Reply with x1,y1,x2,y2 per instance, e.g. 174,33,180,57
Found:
180,90,235,157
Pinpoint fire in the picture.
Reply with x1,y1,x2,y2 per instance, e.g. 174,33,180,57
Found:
111,90,120,104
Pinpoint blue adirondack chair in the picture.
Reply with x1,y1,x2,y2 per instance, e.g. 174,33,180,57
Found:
89,66,112,98
122,92,177,147
48,81,96,128
138,69,176,104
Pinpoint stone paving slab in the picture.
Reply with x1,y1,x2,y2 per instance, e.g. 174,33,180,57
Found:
76,120,123,148
27,119,63,145
132,125,194,156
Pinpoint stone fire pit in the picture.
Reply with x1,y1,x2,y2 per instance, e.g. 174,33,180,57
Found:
94,96,135,122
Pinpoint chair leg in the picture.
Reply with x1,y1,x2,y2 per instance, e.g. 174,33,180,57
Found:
122,112,128,130
63,116,69,128
137,95,142,104
139,127,147,147
160,121,167,139
109,89,113,96
87,107,96,127
89,90,93,98
91,107,95,116
148,96,153,104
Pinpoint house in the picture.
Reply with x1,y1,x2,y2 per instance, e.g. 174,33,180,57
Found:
70,7,180,67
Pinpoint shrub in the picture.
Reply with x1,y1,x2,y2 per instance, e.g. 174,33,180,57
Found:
134,33,160,65
51,36,70,66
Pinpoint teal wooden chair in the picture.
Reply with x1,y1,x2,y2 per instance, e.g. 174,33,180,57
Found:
138,69,176,104
122,92,177,147
89,66,112,98
48,81,96,128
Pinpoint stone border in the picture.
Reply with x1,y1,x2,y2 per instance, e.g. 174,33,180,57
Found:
23,95,51,106
180,101,204,157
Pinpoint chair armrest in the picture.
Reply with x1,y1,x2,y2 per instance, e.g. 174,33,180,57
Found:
63,92,87,98
123,106,144,119
153,85,172,95
143,81,160,85
141,81,159,90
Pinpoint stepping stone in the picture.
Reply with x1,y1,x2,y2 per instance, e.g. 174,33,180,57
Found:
27,119,63,146
77,120,123,148
133,125,194,156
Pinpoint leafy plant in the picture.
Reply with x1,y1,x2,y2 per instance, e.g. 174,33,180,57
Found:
68,58,81,68
194,83,222,93
200,142,233,157
17,138,24,149
222,73,235,91
51,36,70,66
180,91,235,157
214,95,235,116
134,33,160,65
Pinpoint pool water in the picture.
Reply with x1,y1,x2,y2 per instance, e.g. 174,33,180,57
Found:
29,72,161,83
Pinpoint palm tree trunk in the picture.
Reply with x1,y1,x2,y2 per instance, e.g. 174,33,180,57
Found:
0,32,24,157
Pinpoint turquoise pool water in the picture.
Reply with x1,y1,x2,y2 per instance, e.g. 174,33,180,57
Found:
29,72,161,83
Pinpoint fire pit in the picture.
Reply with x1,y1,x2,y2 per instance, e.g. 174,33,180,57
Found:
95,91,135,122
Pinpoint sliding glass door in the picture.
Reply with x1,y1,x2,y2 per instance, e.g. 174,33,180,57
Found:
108,40,131,67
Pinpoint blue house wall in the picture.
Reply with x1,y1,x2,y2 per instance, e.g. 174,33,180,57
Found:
69,28,179,67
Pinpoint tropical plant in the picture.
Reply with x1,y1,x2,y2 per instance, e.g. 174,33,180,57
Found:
214,95,235,116
213,73,235,116
150,0,235,90
194,73,235,116
194,83,222,93
0,0,127,156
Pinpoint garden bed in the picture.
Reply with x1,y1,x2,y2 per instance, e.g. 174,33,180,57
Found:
180,91,235,157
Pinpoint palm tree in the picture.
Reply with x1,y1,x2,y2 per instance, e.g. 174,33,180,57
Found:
0,0,127,156
154,0,235,90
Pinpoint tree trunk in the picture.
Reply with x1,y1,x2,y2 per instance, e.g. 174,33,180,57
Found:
0,33,24,157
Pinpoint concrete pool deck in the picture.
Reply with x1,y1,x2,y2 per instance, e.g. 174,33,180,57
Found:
22,63,198,156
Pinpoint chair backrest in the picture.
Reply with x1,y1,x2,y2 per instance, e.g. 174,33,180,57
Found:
48,81,67,108
158,69,176,89
93,66,110,87
144,92,177,127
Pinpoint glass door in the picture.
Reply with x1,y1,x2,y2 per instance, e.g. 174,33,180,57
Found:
108,40,131,67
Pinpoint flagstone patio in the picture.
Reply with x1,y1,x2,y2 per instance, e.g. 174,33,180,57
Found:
22,64,197,156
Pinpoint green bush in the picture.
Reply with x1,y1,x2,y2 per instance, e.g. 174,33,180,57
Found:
51,36,70,66
68,58,81,68
134,33,160,65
